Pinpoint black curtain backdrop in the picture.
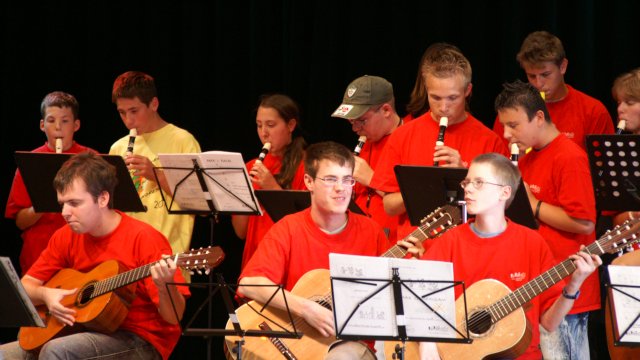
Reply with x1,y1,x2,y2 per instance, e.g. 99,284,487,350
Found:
1,1,638,358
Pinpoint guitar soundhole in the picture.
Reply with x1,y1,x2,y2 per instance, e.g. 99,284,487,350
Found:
77,283,96,306
467,309,492,336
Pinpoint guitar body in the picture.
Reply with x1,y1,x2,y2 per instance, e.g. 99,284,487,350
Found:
606,250,640,359
225,269,334,360
19,260,134,351
384,279,530,360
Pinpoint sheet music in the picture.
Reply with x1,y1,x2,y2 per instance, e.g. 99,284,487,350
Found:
608,265,640,342
329,253,455,339
0,257,45,327
158,151,261,214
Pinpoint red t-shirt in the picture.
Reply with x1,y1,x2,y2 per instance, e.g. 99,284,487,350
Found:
27,212,190,360
370,111,508,240
354,135,399,247
519,134,600,314
240,208,388,291
5,142,96,274
421,220,563,360
493,84,614,150
240,153,306,269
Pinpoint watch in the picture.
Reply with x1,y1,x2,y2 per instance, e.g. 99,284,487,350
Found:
562,287,580,300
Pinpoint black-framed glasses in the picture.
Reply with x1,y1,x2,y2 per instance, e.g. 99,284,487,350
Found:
315,176,356,187
460,179,506,190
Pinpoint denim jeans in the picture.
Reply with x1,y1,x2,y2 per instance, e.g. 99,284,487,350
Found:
539,312,590,360
0,330,160,360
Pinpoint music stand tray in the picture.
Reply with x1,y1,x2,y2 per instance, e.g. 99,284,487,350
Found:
586,135,640,212
394,165,537,229
0,257,45,328
14,152,145,213
255,190,364,223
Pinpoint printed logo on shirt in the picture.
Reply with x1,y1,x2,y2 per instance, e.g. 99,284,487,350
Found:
562,131,575,139
347,86,357,97
510,272,526,282
529,184,541,194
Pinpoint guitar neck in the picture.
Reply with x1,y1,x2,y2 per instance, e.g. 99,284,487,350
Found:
489,239,605,322
381,217,448,258
91,263,155,299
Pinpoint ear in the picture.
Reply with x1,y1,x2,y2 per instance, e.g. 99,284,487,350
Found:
500,185,512,203
40,119,45,132
304,173,314,191
287,118,297,133
149,97,159,112
559,58,568,76
464,82,473,97
534,110,547,126
97,191,110,208
73,119,81,132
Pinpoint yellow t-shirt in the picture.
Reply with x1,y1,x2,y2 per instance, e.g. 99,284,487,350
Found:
110,123,201,259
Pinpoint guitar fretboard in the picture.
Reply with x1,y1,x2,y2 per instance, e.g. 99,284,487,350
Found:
90,263,156,299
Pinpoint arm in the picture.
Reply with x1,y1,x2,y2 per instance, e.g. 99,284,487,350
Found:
22,275,77,326
539,248,602,331
353,157,374,187
613,211,640,227
239,276,335,337
525,183,595,234
231,215,250,239
15,207,43,230
150,258,186,324
383,192,406,216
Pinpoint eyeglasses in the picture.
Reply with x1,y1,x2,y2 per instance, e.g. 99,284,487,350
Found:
460,179,506,190
347,105,384,127
315,176,356,187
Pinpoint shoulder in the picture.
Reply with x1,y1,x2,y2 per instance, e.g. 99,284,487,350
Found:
566,85,608,109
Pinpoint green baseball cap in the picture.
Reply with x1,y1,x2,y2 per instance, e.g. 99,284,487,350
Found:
331,75,393,120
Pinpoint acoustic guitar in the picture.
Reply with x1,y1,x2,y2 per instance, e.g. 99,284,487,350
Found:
18,246,225,352
384,218,640,360
224,204,462,360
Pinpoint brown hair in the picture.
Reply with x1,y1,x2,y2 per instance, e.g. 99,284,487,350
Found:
612,68,640,103
40,91,80,119
304,141,354,178
471,153,521,208
516,31,565,67
111,71,157,105
54,152,118,208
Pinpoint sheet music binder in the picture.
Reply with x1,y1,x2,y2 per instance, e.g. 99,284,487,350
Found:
255,190,365,223
0,257,45,328
394,165,537,229
607,264,640,346
13,152,145,213
586,134,640,212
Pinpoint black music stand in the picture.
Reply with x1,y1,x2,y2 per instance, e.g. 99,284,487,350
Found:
255,190,364,223
586,135,640,212
13,152,145,212
0,257,45,328
394,165,537,229
329,254,469,359
606,265,640,347
166,274,302,360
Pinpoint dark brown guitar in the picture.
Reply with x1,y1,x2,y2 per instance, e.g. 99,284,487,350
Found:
224,204,462,360
18,246,225,352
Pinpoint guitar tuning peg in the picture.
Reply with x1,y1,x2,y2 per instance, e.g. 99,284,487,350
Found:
617,249,624,257
189,270,195,275
205,268,211,275
196,268,202,275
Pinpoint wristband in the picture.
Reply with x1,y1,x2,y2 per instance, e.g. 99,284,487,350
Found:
535,200,542,219
562,287,580,300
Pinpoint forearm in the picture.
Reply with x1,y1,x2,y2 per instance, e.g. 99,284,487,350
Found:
15,207,42,230
157,285,186,324
383,192,406,216
22,275,45,306
534,200,594,234
231,215,249,239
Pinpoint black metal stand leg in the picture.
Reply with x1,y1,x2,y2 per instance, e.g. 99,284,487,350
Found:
392,342,405,360
235,339,244,360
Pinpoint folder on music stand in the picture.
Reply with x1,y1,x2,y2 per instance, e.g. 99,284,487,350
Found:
13,152,145,213
329,253,469,346
255,190,365,223
0,257,45,328
586,135,640,212
394,165,537,229
606,265,640,346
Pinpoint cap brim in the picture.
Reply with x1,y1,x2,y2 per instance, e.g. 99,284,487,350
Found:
331,103,369,120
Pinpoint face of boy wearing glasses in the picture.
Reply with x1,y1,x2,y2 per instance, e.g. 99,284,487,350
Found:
305,159,354,216
462,162,510,217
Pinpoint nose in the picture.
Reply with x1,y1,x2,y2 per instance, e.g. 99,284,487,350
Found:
503,127,512,141
54,119,62,130
531,76,544,90
61,203,71,219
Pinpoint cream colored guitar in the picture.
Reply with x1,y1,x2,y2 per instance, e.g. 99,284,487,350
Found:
224,204,462,360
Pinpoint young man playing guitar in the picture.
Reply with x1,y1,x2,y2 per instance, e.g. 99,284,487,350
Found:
0,152,190,359
237,141,388,359
401,153,601,359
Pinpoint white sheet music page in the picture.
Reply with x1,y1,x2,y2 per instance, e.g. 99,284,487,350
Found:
608,265,640,342
329,253,455,339
158,153,210,211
